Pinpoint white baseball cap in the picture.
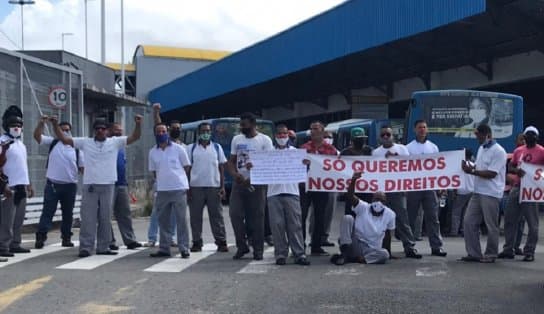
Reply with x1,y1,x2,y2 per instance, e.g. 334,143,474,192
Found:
523,126,539,136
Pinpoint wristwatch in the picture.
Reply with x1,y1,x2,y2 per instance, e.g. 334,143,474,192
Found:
471,168,476,174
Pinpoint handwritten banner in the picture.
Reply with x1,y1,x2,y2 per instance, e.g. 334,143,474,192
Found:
519,163,544,202
306,150,466,193
249,149,307,185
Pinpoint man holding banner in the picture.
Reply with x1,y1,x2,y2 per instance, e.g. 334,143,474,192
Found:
498,126,544,262
460,124,506,263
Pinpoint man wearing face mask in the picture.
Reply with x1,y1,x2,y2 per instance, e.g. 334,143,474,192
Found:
0,108,34,257
498,126,544,262
460,124,506,263
406,120,447,257
33,117,84,249
186,122,229,253
227,112,274,260
300,121,338,256
372,126,421,259
153,103,183,146
331,172,395,265
51,115,142,257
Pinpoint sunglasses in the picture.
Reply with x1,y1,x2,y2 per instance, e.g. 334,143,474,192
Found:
381,133,392,137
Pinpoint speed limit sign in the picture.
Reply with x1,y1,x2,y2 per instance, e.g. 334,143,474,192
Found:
48,87,68,108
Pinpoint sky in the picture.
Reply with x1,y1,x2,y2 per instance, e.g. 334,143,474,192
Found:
0,0,345,63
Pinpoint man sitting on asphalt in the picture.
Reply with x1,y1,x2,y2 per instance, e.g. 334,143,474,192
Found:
331,172,395,265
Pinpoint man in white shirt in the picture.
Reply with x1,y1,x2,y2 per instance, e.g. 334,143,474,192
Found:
187,122,229,253
33,118,83,249
460,124,506,263
405,120,447,257
331,172,395,265
51,115,142,257
227,112,274,260
148,123,191,258
0,110,34,257
372,126,421,259
266,124,310,266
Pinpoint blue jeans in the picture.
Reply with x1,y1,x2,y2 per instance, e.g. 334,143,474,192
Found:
147,200,176,242
37,180,77,237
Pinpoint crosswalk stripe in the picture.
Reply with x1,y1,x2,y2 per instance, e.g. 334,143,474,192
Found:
237,247,278,274
144,243,217,273
56,246,145,270
0,242,78,268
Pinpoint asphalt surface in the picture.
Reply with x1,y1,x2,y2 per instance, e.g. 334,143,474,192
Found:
0,203,543,314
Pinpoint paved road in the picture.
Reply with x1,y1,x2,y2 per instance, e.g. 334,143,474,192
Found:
0,204,543,314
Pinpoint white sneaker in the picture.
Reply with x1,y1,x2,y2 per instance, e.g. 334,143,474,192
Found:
0,257,7,262
143,241,156,247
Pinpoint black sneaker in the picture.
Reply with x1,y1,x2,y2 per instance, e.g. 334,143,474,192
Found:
181,251,190,259
10,247,30,253
0,251,14,257
109,244,119,251
295,257,311,266
276,257,286,265
78,250,90,258
321,241,335,247
150,251,171,258
253,254,263,261
0,257,7,262
62,239,74,247
405,249,422,259
522,254,535,262
190,244,202,252
96,250,118,255
127,242,142,250
497,251,515,259
514,248,524,256
35,232,47,249
431,248,447,257
310,248,330,256
233,248,250,260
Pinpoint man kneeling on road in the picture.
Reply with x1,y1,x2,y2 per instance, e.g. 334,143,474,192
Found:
331,172,395,265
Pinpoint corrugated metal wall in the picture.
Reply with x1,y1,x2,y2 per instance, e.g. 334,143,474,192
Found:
150,0,486,111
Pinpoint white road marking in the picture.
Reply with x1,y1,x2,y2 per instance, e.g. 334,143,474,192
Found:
237,247,277,274
56,246,144,270
144,243,218,273
325,267,362,276
0,242,79,269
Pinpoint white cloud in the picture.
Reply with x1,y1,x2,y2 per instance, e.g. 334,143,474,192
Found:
0,0,345,63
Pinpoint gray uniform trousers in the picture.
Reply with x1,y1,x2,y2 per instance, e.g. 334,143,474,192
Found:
111,185,138,246
189,187,227,245
0,192,27,252
79,184,114,254
385,192,416,253
450,193,472,235
463,193,500,258
407,191,443,250
503,187,539,255
229,183,267,255
267,194,306,259
338,215,389,264
155,190,189,253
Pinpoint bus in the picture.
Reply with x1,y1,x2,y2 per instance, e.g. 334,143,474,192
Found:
180,117,275,191
406,90,524,153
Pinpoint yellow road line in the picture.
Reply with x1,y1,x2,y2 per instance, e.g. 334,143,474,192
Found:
0,275,52,312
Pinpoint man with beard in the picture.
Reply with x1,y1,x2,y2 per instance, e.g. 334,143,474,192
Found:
331,172,395,265
227,112,274,260
498,126,544,262
372,126,421,259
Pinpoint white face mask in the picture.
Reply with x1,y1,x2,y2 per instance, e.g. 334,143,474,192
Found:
371,201,385,213
275,137,289,146
63,130,72,138
9,127,22,138
324,138,333,145
469,109,487,123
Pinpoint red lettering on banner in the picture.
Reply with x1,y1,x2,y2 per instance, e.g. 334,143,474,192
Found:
308,177,321,190
408,159,422,171
369,180,379,192
388,160,398,172
423,158,436,171
427,176,437,187
534,168,543,181
366,161,377,172
520,187,544,201
379,160,387,172
352,160,364,172
522,188,532,201
534,188,543,200
323,159,332,171
322,178,335,190
385,180,395,191
437,176,451,188
332,159,346,171
398,160,407,172
451,175,461,188
356,179,368,191
437,157,446,170
413,178,421,190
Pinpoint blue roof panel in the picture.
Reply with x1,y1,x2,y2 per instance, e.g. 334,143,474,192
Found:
150,0,486,111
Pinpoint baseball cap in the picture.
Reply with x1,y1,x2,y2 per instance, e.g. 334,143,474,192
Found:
523,126,539,136
351,127,367,138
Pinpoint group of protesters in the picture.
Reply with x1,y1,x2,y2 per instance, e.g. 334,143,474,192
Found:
0,102,540,267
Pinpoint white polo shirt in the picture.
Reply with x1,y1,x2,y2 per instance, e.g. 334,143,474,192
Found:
41,135,84,184
406,139,439,155
474,141,507,199
352,200,396,250
372,143,409,157
267,146,300,197
0,135,29,187
149,142,191,191
230,132,274,179
73,136,126,185
187,141,227,187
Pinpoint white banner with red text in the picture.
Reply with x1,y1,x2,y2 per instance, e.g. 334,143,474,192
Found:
306,150,466,193
519,163,544,202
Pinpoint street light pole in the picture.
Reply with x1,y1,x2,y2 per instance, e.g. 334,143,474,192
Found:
8,0,35,50
62,32,74,51
121,0,125,94
85,0,88,59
